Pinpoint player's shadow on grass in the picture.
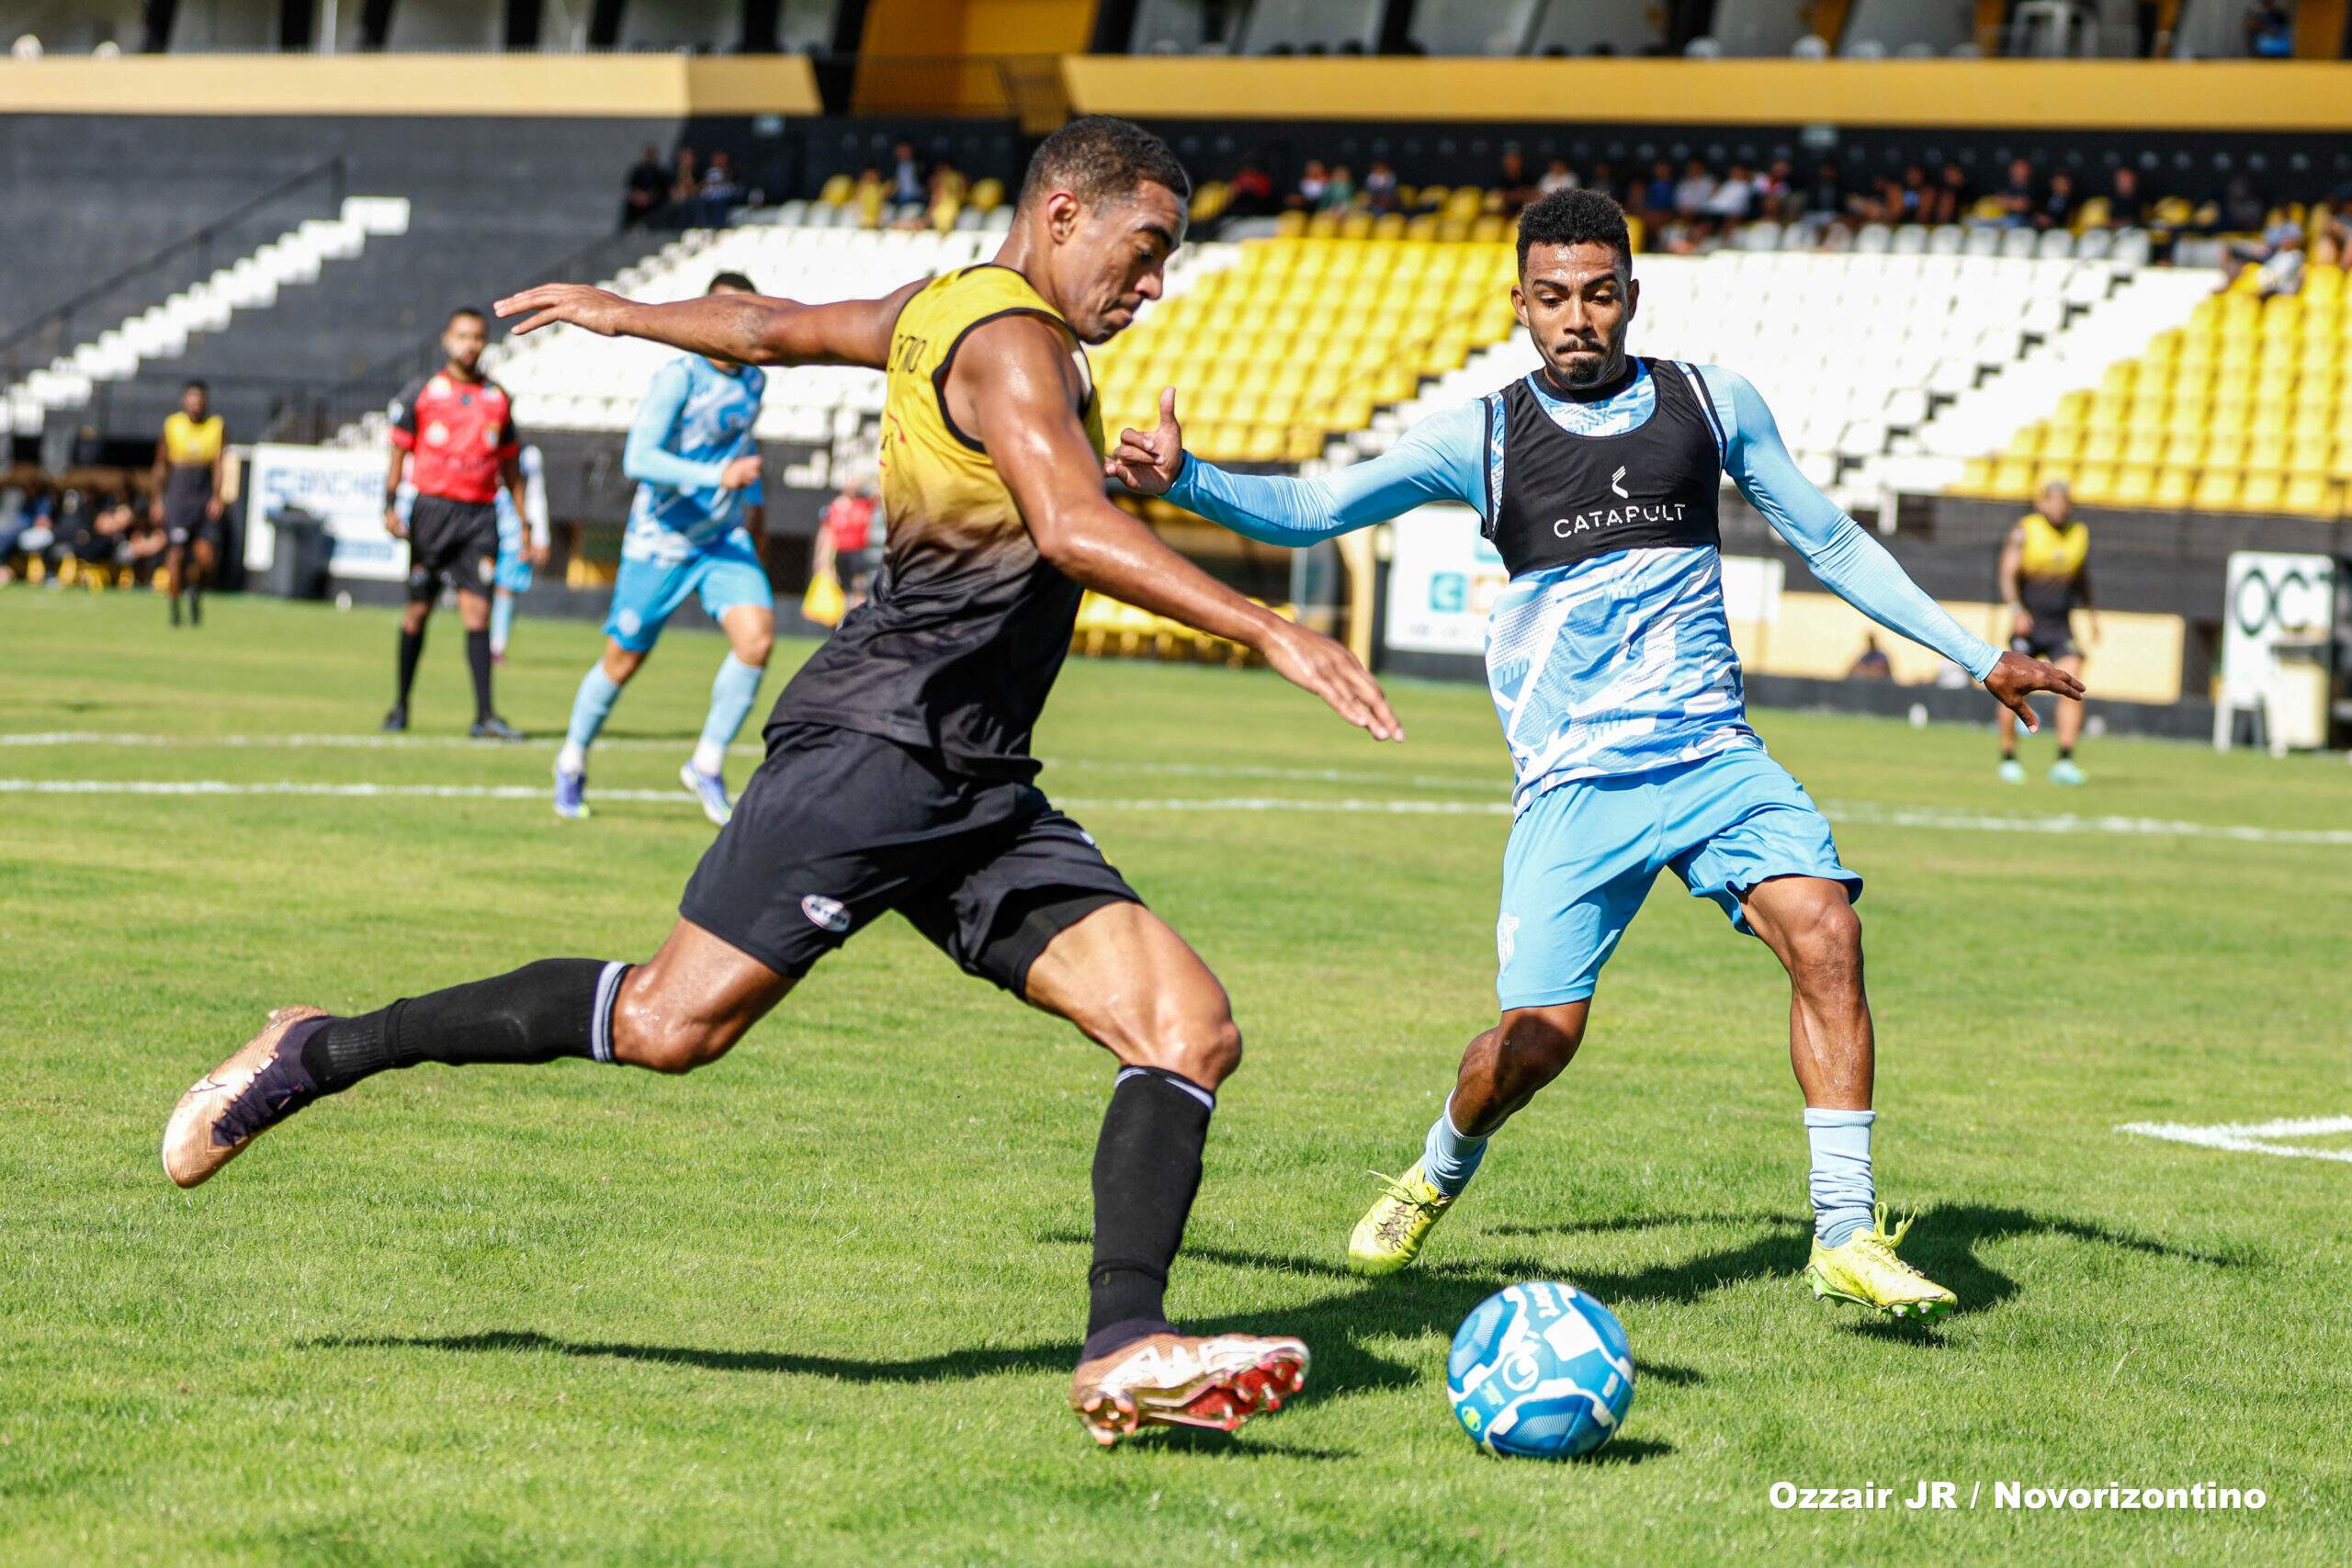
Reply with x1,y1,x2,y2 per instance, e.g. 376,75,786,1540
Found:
312,1328,1071,1384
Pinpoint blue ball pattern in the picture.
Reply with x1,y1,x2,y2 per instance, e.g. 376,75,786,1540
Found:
1446,1281,1634,1458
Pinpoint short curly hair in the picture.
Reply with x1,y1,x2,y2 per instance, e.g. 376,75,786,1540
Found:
1019,115,1191,212
1516,187,1633,274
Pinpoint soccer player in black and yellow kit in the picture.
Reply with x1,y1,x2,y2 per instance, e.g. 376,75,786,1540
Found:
151,379,224,626
161,118,1400,1448
1996,479,2097,784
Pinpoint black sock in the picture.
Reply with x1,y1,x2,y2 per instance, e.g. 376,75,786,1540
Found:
2001,747,2016,761
1083,1065,1216,1359
2058,746,2073,761
466,628,494,720
188,578,202,624
396,626,425,707
300,958,628,1093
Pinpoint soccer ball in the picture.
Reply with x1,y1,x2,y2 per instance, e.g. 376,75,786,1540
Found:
1446,1281,1634,1459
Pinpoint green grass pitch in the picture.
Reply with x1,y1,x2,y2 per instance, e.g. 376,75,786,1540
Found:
4,592,2346,1564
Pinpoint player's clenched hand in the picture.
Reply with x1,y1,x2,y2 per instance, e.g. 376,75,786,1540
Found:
1982,649,2083,734
496,284,636,339
1104,387,1185,497
1262,618,1405,742
383,508,407,540
718,455,763,490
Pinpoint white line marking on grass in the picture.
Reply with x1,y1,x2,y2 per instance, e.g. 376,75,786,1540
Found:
1824,801,2352,847
2116,1116,2352,1164
5,774,2351,846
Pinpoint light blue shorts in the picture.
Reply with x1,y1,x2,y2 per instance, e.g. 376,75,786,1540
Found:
603,531,774,653
1495,745,1861,1010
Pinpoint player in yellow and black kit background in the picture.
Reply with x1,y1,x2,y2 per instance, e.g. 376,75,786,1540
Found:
150,379,224,627
1997,479,2098,784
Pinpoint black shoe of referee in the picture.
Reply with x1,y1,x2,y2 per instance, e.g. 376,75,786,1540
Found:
470,715,525,742
380,705,407,733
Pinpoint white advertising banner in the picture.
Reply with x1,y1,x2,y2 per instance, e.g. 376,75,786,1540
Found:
243,443,407,582
1384,504,1504,656
1383,502,1785,658
2220,551,2335,705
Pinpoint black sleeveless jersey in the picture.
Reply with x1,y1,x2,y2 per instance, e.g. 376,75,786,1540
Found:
1482,358,1724,579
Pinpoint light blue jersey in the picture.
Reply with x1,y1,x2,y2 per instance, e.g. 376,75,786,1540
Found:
623,355,767,565
1168,363,2000,813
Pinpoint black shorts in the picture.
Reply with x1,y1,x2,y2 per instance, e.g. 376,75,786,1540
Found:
2011,620,2079,662
406,496,500,602
163,499,226,552
680,721,1141,994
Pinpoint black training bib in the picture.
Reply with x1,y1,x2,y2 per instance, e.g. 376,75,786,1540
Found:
1482,358,1725,580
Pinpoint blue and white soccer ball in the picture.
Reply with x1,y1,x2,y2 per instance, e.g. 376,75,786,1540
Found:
1446,1281,1634,1459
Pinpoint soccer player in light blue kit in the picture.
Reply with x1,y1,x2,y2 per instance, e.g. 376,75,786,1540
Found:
1110,190,2083,1319
556,272,776,824
489,446,550,664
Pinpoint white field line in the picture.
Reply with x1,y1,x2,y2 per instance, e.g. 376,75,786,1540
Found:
2,775,2350,848
2116,1116,2352,1164
0,733,1494,791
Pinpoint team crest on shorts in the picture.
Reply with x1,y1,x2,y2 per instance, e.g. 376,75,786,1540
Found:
800,895,852,933
478,557,496,585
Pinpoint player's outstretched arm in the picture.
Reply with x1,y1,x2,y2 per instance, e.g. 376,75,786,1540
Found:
1708,366,2084,732
1109,387,1481,543
968,318,1402,742
495,278,925,370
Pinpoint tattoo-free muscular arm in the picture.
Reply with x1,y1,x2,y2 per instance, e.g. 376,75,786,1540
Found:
496,279,925,370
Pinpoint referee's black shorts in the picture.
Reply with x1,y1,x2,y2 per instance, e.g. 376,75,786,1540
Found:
680,721,1140,996
405,495,499,602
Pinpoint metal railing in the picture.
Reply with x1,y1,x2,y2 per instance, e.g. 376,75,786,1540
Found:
0,158,349,393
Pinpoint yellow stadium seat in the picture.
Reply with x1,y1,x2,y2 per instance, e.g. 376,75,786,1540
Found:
2193,468,2245,510
2053,389,2095,422
1951,457,1996,495
2120,429,2166,467
2110,464,2158,505
2239,472,2285,513
818,173,854,206
2164,430,2207,468
968,177,1005,210
2007,424,2046,459
1989,457,2035,496
2153,468,2195,508
2282,473,2337,515
2246,433,2290,473
2290,433,2335,472
2040,426,2085,464
2071,462,2120,504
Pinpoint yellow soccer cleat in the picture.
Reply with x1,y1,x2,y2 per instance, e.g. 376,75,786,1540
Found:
1347,1162,1456,1276
1804,1203,1958,1321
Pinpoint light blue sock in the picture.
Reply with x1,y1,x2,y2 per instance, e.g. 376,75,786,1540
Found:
1804,1108,1877,1247
561,664,623,768
490,592,515,658
692,654,764,776
1419,1095,1488,1196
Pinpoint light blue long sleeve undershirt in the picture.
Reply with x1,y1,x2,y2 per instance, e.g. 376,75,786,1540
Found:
1165,364,2002,683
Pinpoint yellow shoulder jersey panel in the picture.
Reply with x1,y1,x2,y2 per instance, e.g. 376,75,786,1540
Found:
2018,513,2088,579
879,264,1102,551
163,412,224,466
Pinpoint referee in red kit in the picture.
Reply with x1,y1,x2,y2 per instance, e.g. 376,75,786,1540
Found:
382,307,527,739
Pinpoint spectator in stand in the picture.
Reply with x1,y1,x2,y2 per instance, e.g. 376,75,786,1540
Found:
2230,217,2307,295
1895,165,1930,223
1847,635,1893,682
1705,163,1755,228
1223,157,1277,220
1642,160,1677,225
1675,158,1718,220
1363,159,1400,213
2037,173,2077,231
1804,162,1844,224
0,484,51,582
699,152,742,225
888,141,924,207
2107,166,2144,227
1317,164,1357,213
924,159,968,226
671,149,700,209
853,165,888,227
1537,158,1577,197
2219,175,2267,232
1495,149,1535,215
1927,163,1973,227
2245,0,2294,57
1996,158,2038,226
621,145,669,228
1289,159,1330,210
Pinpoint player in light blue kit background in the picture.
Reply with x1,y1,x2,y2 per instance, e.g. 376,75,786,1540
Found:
490,446,550,664
555,272,775,824
1110,190,2083,1320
